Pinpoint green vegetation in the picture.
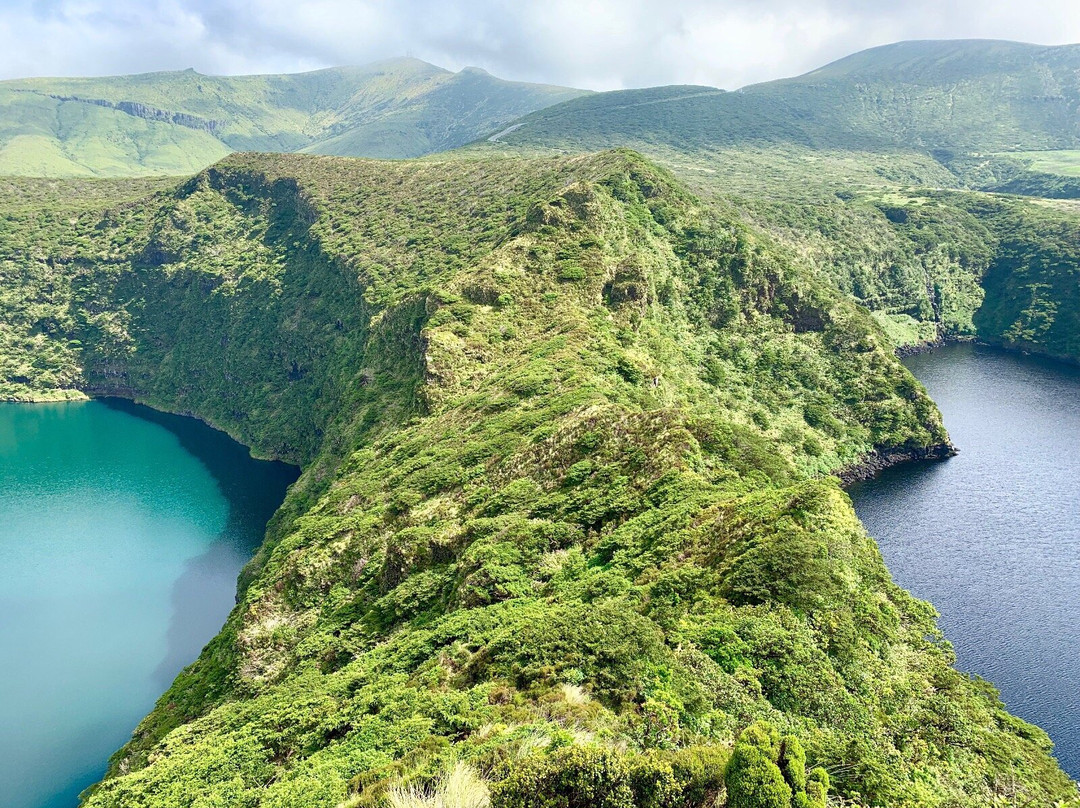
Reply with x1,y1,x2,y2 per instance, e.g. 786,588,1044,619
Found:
1000,151,1080,178
725,723,827,808
9,38,1080,181
0,59,585,176
491,744,729,808
944,153,1080,200
0,175,178,399
495,40,1080,156
730,182,1080,361
474,41,1080,358
5,37,1080,808
970,198,1080,360
0,148,1074,807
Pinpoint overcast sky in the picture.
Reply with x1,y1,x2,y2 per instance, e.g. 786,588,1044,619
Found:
2,0,1079,90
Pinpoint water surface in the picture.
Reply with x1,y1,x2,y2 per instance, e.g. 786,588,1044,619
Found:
0,399,297,808
850,343,1080,777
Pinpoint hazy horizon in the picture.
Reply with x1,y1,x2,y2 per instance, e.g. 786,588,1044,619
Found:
0,36,1072,92
1,0,1079,91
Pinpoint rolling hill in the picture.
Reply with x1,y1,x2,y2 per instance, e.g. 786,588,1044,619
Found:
7,39,1078,179
490,39,1080,155
0,59,586,176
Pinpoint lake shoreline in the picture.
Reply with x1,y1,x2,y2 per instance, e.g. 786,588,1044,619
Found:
850,343,1080,778
895,333,973,358
838,441,957,487
0,399,297,808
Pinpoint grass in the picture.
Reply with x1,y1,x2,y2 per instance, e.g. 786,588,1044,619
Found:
0,61,586,176
999,150,1080,177
387,763,490,808
869,311,939,347
492,41,1080,157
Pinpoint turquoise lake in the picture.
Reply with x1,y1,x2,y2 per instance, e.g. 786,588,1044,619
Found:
0,399,297,808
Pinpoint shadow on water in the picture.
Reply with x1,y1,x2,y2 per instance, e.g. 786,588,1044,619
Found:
0,398,298,808
97,398,299,691
151,539,250,689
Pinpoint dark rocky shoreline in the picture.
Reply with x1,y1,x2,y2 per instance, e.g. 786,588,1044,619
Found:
894,334,973,358
838,441,958,486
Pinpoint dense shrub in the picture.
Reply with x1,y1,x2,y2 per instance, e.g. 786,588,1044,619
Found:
493,744,730,808
492,747,635,808
726,724,822,808
2,151,1071,808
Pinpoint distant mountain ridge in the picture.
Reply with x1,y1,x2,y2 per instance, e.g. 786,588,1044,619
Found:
0,58,587,176
492,39,1080,155
5,40,1080,178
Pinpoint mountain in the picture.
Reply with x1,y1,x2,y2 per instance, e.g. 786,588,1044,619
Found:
489,39,1080,154
7,40,1077,178
5,39,1080,808
1,149,1072,807
0,58,586,176
478,40,1080,357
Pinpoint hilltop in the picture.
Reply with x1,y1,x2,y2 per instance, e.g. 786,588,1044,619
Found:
491,39,1080,155
6,39,1079,180
476,40,1080,361
0,58,586,176
0,148,1072,807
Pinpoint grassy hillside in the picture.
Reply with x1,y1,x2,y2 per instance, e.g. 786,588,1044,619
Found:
970,197,1080,359
720,180,1080,362
474,41,1080,360
0,60,586,176
1007,151,1080,177
0,150,1074,807
492,40,1080,155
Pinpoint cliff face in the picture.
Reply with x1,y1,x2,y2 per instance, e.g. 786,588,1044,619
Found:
0,151,1071,807
38,94,227,134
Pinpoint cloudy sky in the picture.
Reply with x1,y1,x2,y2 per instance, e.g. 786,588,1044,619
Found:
2,0,1079,90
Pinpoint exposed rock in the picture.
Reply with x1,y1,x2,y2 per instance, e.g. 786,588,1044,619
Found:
838,441,957,486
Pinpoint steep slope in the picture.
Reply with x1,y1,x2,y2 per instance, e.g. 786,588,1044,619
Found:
726,181,1080,362
0,150,1073,807
970,197,1080,359
301,66,588,159
490,39,1080,155
0,59,586,176
477,41,1080,361
761,39,1080,152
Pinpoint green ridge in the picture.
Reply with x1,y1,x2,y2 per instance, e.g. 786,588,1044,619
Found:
0,149,1073,807
0,59,586,176
493,40,1080,155
474,40,1080,359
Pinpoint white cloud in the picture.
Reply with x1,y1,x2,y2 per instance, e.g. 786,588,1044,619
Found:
1,0,1079,88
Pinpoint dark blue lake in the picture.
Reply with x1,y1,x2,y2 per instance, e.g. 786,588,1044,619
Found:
0,399,297,808
850,343,1080,778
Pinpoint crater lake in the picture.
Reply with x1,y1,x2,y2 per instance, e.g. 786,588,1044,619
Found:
0,399,297,808
850,343,1080,778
